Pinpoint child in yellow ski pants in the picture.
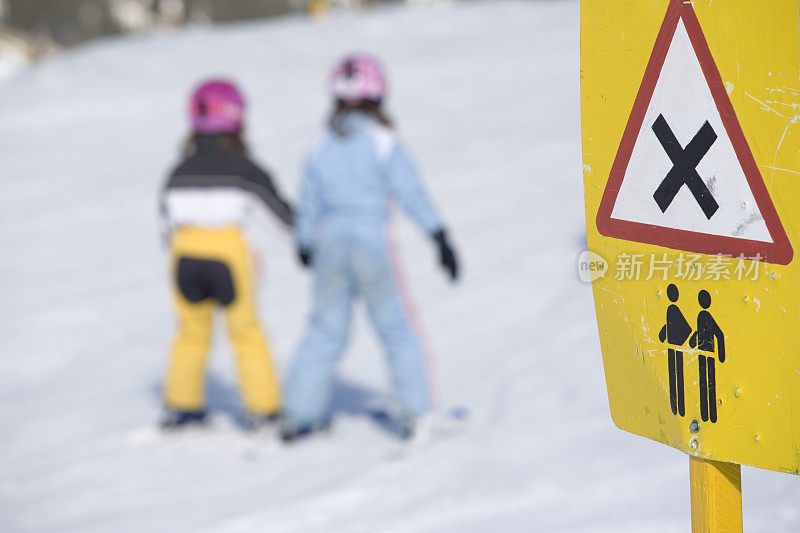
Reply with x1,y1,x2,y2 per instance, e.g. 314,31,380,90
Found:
165,227,280,416
159,79,293,427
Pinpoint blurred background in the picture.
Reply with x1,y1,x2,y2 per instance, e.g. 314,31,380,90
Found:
0,0,411,70
0,1,798,532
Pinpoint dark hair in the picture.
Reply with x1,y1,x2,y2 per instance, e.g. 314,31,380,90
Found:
329,99,393,136
183,132,248,157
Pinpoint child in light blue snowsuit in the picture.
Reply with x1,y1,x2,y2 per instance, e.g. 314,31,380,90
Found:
283,55,458,438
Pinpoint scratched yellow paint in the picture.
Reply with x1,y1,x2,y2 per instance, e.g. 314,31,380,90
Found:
581,0,800,474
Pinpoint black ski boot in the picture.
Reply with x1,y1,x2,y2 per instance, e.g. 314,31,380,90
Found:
159,408,208,430
279,418,331,443
243,412,281,432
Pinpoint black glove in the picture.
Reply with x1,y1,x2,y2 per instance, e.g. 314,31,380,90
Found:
431,229,459,281
298,247,313,268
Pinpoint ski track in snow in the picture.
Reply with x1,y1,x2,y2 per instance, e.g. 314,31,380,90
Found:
0,1,798,531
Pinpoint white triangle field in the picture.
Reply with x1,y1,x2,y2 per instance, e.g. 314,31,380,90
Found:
609,20,772,243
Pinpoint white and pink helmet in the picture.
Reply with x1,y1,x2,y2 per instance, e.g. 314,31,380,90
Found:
329,53,388,105
189,78,246,135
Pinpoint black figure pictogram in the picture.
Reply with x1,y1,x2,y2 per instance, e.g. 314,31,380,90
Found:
689,290,725,423
651,114,719,219
659,284,692,416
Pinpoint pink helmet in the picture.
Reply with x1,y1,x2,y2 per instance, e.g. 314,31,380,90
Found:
189,79,245,134
329,53,387,105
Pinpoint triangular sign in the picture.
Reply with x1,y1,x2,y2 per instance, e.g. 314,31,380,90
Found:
596,0,793,265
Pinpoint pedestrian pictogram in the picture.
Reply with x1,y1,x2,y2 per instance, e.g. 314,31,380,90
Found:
689,290,725,424
658,284,727,423
658,283,691,417
594,0,793,265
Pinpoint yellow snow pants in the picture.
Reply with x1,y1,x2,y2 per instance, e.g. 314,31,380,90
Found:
164,227,280,415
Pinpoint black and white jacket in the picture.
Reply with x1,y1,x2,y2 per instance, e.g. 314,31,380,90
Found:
160,136,293,238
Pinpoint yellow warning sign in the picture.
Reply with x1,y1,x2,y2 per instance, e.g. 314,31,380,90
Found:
581,0,800,474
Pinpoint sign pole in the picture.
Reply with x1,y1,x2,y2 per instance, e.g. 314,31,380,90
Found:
689,456,742,532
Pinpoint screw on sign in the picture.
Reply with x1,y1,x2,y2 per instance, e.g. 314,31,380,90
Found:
582,0,800,530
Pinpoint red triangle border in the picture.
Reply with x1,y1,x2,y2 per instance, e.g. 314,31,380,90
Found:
595,0,793,265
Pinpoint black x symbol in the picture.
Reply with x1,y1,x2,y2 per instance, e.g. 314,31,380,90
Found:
652,114,719,219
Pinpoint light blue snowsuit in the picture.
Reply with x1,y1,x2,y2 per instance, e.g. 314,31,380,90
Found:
285,111,443,427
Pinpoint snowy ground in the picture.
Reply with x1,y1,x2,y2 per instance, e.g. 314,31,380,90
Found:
1,1,798,532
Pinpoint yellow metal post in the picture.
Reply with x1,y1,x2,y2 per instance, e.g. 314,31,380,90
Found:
690,456,742,532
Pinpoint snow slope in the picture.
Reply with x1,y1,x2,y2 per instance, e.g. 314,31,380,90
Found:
1,1,798,531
